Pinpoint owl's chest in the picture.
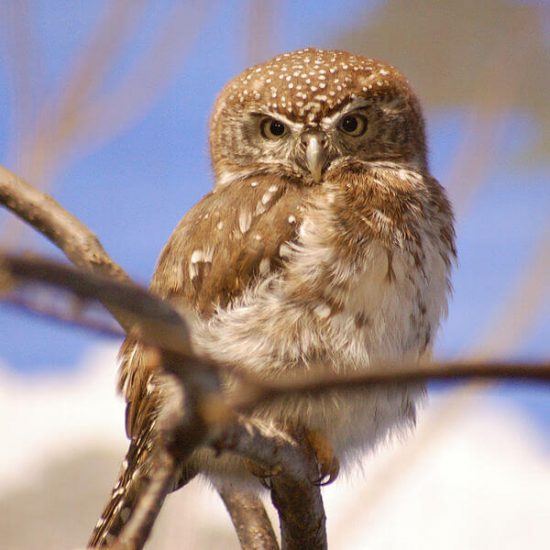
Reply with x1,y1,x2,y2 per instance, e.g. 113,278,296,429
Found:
285,214,449,368
199,199,449,375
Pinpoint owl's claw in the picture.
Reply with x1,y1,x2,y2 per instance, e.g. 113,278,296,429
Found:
306,429,340,486
245,458,282,489
313,458,340,486
245,431,340,488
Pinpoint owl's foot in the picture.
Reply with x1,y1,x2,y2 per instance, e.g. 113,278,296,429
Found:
306,429,340,486
244,431,339,487
244,458,282,489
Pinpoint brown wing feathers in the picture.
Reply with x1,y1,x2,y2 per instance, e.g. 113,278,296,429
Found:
89,175,307,546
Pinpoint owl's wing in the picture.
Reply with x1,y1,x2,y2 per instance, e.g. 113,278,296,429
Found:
120,175,309,440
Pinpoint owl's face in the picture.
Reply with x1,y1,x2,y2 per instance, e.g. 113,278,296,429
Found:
210,48,427,186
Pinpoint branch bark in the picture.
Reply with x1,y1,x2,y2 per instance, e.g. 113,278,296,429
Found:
1,254,192,356
219,488,279,550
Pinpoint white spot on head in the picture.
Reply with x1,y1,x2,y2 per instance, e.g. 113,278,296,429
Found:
250,181,258,187
288,215,296,224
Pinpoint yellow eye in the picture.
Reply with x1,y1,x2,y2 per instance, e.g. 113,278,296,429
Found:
339,114,368,136
260,117,288,139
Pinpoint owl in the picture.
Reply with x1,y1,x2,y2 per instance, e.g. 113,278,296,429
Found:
89,48,455,546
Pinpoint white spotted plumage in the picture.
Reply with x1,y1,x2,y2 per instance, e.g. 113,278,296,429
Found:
89,47,455,547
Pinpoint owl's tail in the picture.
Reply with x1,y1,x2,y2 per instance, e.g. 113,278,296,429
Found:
87,442,148,547
88,438,196,547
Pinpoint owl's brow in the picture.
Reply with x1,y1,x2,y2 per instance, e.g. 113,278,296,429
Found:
249,110,304,133
320,98,371,129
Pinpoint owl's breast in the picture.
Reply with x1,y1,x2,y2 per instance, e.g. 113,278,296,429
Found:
198,209,450,377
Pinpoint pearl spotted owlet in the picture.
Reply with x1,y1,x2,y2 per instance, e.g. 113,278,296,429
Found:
89,48,455,546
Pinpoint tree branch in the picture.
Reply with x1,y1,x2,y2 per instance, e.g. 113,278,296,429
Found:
0,165,128,281
0,254,192,356
2,163,548,550
231,361,550,415
218,488,279,550
0,165,283,549
0,164,135,334
3,253,549,398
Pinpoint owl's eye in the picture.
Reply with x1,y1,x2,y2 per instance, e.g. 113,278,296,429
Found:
339,114,368,137
260,118,288,139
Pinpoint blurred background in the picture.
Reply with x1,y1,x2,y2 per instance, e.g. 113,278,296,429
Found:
0,1,548,548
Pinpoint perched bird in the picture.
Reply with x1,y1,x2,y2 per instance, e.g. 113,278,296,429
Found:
89,47,455,546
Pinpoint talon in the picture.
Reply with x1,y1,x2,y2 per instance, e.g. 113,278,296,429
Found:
306,429,340,486
244,458,281,489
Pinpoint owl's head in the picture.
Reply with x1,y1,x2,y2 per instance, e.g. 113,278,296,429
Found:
209,48,427,187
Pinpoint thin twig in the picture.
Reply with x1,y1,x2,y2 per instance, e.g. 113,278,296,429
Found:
0,253,192,356
232,361,550,415
3,294,124,340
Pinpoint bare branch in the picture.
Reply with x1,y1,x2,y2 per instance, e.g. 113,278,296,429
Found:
0,166,293,549
3,253,549,397
3,293,123,340
232,361,550,415
0,165,128,282
213,420,326,550
271,477,326,550
0,254,192,357
219,488,279,550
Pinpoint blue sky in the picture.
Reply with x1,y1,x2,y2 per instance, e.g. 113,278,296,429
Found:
0,2,548,433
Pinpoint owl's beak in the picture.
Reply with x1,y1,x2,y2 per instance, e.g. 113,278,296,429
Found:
302,133,327,183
